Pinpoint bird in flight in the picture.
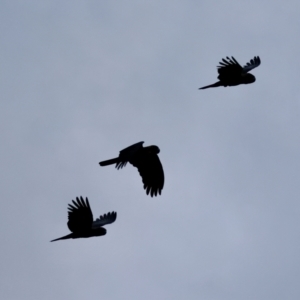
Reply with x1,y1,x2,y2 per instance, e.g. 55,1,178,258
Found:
99,141,164,197
51,197,117,242
199,56,261,89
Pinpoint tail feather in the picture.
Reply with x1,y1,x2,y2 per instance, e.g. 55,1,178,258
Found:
99,157,119,166
50,233,73,242
199,81,222,89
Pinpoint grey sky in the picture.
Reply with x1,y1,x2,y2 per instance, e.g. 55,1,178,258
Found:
1,1,300,299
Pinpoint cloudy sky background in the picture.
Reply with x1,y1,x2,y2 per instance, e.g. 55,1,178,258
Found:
1,1,300,299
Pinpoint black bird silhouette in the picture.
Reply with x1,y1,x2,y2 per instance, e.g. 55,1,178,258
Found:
51,197,116,242
199,56,261,89
99,141,164,197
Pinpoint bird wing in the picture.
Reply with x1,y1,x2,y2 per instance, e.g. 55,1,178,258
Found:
116,141,144,169
217,56,243,77
242,56,261,73
92,211,117,229
67,197,93,233
131,151,164,197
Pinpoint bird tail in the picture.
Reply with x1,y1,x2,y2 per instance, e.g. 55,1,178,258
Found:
99,157,119,166
50,233,73,242
199,81,222,89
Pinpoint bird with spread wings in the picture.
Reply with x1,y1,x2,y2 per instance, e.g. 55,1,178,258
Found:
99,141,164,197
199,56,261,89
51,197,116,242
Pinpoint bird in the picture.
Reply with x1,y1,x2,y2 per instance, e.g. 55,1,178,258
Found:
199,56,261,89
51,196,116,242
99,141,164,197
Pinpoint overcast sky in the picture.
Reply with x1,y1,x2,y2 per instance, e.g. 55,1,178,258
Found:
1,1,300,299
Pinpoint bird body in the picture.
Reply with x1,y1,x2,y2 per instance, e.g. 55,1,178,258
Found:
51,197,116,242
100,141,144,169
99,141,164,197
199,56,260,89
50,228,107,242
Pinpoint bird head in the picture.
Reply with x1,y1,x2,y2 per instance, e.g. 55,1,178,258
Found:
93,227,107,237
148,145,160,154
243,73,256,84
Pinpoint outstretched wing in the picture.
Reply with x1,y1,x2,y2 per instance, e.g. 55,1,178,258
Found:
243,56,261,73
131,151,164,197
92,211,117,229
217,56,243,77
116,141,144,169
67,197,93,233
